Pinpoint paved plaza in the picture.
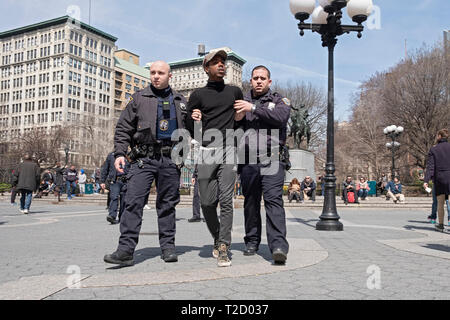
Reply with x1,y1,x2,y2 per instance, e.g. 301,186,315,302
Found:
0,197,449,301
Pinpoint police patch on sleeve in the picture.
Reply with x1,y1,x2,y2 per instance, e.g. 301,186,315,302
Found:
282,98,291,106
179,103,186,111
127,96,134,105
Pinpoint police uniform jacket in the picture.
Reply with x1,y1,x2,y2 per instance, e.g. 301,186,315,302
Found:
114,86,188,159
238,89,291,155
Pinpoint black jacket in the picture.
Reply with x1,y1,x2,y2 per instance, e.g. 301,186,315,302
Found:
425,139,450,196
14,160,41,192
100,152,129,184
54,166,65,186
241,89,291,146
114,85,187,158
64,168,78,182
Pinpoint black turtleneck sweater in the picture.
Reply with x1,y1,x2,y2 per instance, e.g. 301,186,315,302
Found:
187,81,243,147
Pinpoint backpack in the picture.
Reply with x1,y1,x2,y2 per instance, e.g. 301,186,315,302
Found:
347,191,355,203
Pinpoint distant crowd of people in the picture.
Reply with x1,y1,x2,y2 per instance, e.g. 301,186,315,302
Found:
287,174,406,205
10,159,103,214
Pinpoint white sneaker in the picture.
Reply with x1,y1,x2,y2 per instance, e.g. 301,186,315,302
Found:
144,205,151,210
23,209,29,214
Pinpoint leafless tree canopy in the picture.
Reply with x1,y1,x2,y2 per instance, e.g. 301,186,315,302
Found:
11,126,70,167
334,42,449,182
273,82,327,152
381,44,450,168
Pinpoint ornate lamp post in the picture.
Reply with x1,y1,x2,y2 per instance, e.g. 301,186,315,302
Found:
383,125,404,180
289,0,373,231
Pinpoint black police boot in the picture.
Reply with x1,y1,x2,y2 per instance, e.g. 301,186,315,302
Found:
104,250,134,266
243,245,259,256
272,248,287,265
188,217,202,223
162,248,178,263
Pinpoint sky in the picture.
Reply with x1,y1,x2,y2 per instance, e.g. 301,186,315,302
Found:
0,0,448,120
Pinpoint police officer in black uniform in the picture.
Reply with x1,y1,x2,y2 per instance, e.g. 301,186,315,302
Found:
104,61,187,266
235,65,291,265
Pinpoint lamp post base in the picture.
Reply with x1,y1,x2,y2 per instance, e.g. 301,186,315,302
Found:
316,219,344,231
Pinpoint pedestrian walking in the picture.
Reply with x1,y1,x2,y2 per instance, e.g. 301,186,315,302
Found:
104,61,187,266
10,169,18,206
53,162,66,201
424,129,450,232
101,152,128,225
13,154,40,214
234,65,291,264
186,49,244,267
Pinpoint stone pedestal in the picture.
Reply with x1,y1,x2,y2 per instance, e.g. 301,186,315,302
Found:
285,149,316,184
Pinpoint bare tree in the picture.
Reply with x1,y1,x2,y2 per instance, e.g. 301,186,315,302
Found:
380,44,450,169
273,81,327,152
333,42,449,184
11,126,71,167
71,115,114,169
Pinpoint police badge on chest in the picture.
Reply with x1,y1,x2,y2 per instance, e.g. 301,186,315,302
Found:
160,119,169,132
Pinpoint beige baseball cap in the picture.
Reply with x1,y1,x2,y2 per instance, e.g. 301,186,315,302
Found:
203,49,228,68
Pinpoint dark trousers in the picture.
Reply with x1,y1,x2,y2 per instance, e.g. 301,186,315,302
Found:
241,163,289,254
343,188,359,203
192,178,201,219
118,156,180,255
11,187,17,204
108,181,124,220
357,189,369,200
197,162,236,247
